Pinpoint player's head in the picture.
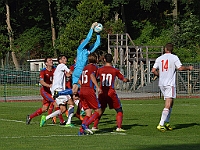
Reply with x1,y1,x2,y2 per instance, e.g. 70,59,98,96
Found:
164,43,173,53
79,39,90,49
57,55,67,64
104,53,113,63
88,53,97,64
44,57,53,67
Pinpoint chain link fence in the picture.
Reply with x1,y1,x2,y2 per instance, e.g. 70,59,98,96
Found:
0,63,200,101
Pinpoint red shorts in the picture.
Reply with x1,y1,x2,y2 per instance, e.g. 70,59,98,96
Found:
79,87,101,110
40,87,55,107
99,88,121,109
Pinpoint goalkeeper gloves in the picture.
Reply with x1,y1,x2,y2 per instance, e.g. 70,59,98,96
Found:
91,22,98,29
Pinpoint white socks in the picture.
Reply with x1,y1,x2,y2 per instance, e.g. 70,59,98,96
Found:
46,110,61,120
165,107,172,123
66,105,74,124
159,108,169,126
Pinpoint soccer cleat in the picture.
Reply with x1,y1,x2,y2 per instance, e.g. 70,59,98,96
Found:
165,123,173,131
53,91,59,100
78,131,86,136
75,113,83,121
116,128,126,132
81,124,93,135
80,110,85,116
65,123,75,127
26,115,31,125
40,115,46,127
60,121,66,125
157,124,166,132
52,117,56,124
91,127,99,132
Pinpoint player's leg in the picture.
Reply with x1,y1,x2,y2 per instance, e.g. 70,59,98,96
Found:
40,95,67,127
65,96,75,126
26,99,49,125
110,91,125,131
48,102,56,124
74,96,84,121
53,102,66,125
92,107,105,131
80,108,93,135
72,68,82,95
82,92,102,130
115,107,125,131
157,86,174,131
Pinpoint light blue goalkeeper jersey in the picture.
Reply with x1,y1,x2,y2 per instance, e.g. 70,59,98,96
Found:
72,28,100,85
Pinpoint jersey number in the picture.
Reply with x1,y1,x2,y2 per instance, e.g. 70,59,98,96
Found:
161,59,168,72
101,73,112,86
82,70,88,84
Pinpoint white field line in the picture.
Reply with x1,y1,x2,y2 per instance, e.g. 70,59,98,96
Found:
0,132,126,139
0,118,127,139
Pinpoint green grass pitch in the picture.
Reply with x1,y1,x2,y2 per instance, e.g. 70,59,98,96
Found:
0,98,199,150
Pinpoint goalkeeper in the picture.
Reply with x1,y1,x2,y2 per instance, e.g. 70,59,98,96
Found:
53,22,101,98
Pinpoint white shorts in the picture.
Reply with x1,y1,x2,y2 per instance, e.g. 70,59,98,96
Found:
56,95,71,105
52,88,71,105
159,86,176,99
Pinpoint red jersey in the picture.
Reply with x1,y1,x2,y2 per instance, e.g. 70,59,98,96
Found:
97,66,124,90
66,64,75,89
39,67,56,94
81,63,98,89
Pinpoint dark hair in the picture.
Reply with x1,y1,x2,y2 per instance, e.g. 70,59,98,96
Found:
104,53,113,63
165,43,173,52
44,56,52,63
88,53,97,64
57,55,66,63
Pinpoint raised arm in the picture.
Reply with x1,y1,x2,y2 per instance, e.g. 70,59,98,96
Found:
89,33,101,53
77,28,93,51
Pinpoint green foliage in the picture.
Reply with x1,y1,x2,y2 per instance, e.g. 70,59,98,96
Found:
57,0,110,59
0,33,9,59
14,27,53,61
140,0,172,10
172,14,200,62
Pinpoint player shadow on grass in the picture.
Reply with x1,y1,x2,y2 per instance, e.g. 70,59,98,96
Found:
96,123,148,133
173,122,200,130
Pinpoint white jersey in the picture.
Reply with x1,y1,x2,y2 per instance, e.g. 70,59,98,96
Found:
153,53,182,87
51,63,70,93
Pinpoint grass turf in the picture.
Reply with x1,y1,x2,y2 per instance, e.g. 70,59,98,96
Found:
0,98,199,150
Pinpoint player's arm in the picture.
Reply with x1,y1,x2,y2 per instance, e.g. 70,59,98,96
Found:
89,33,101,53
77,28,93,51
39,71,51,88
90,73,102,94
117,69,129,83
178,66,193,71
40,80,51,88
151,68,159,76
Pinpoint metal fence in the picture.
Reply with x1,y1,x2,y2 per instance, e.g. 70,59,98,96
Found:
0,63,200,101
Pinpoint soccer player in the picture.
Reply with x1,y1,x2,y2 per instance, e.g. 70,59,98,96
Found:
40,55,75,127
53,22,101,96
93,53,129,132
26,57,65,125
151,43,193,132
78,53,102,135
65,57,84,121
72,22,101,95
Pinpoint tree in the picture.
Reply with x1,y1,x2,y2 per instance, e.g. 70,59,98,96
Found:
48,0,56,57
57,0,111,62
5,0,19,70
